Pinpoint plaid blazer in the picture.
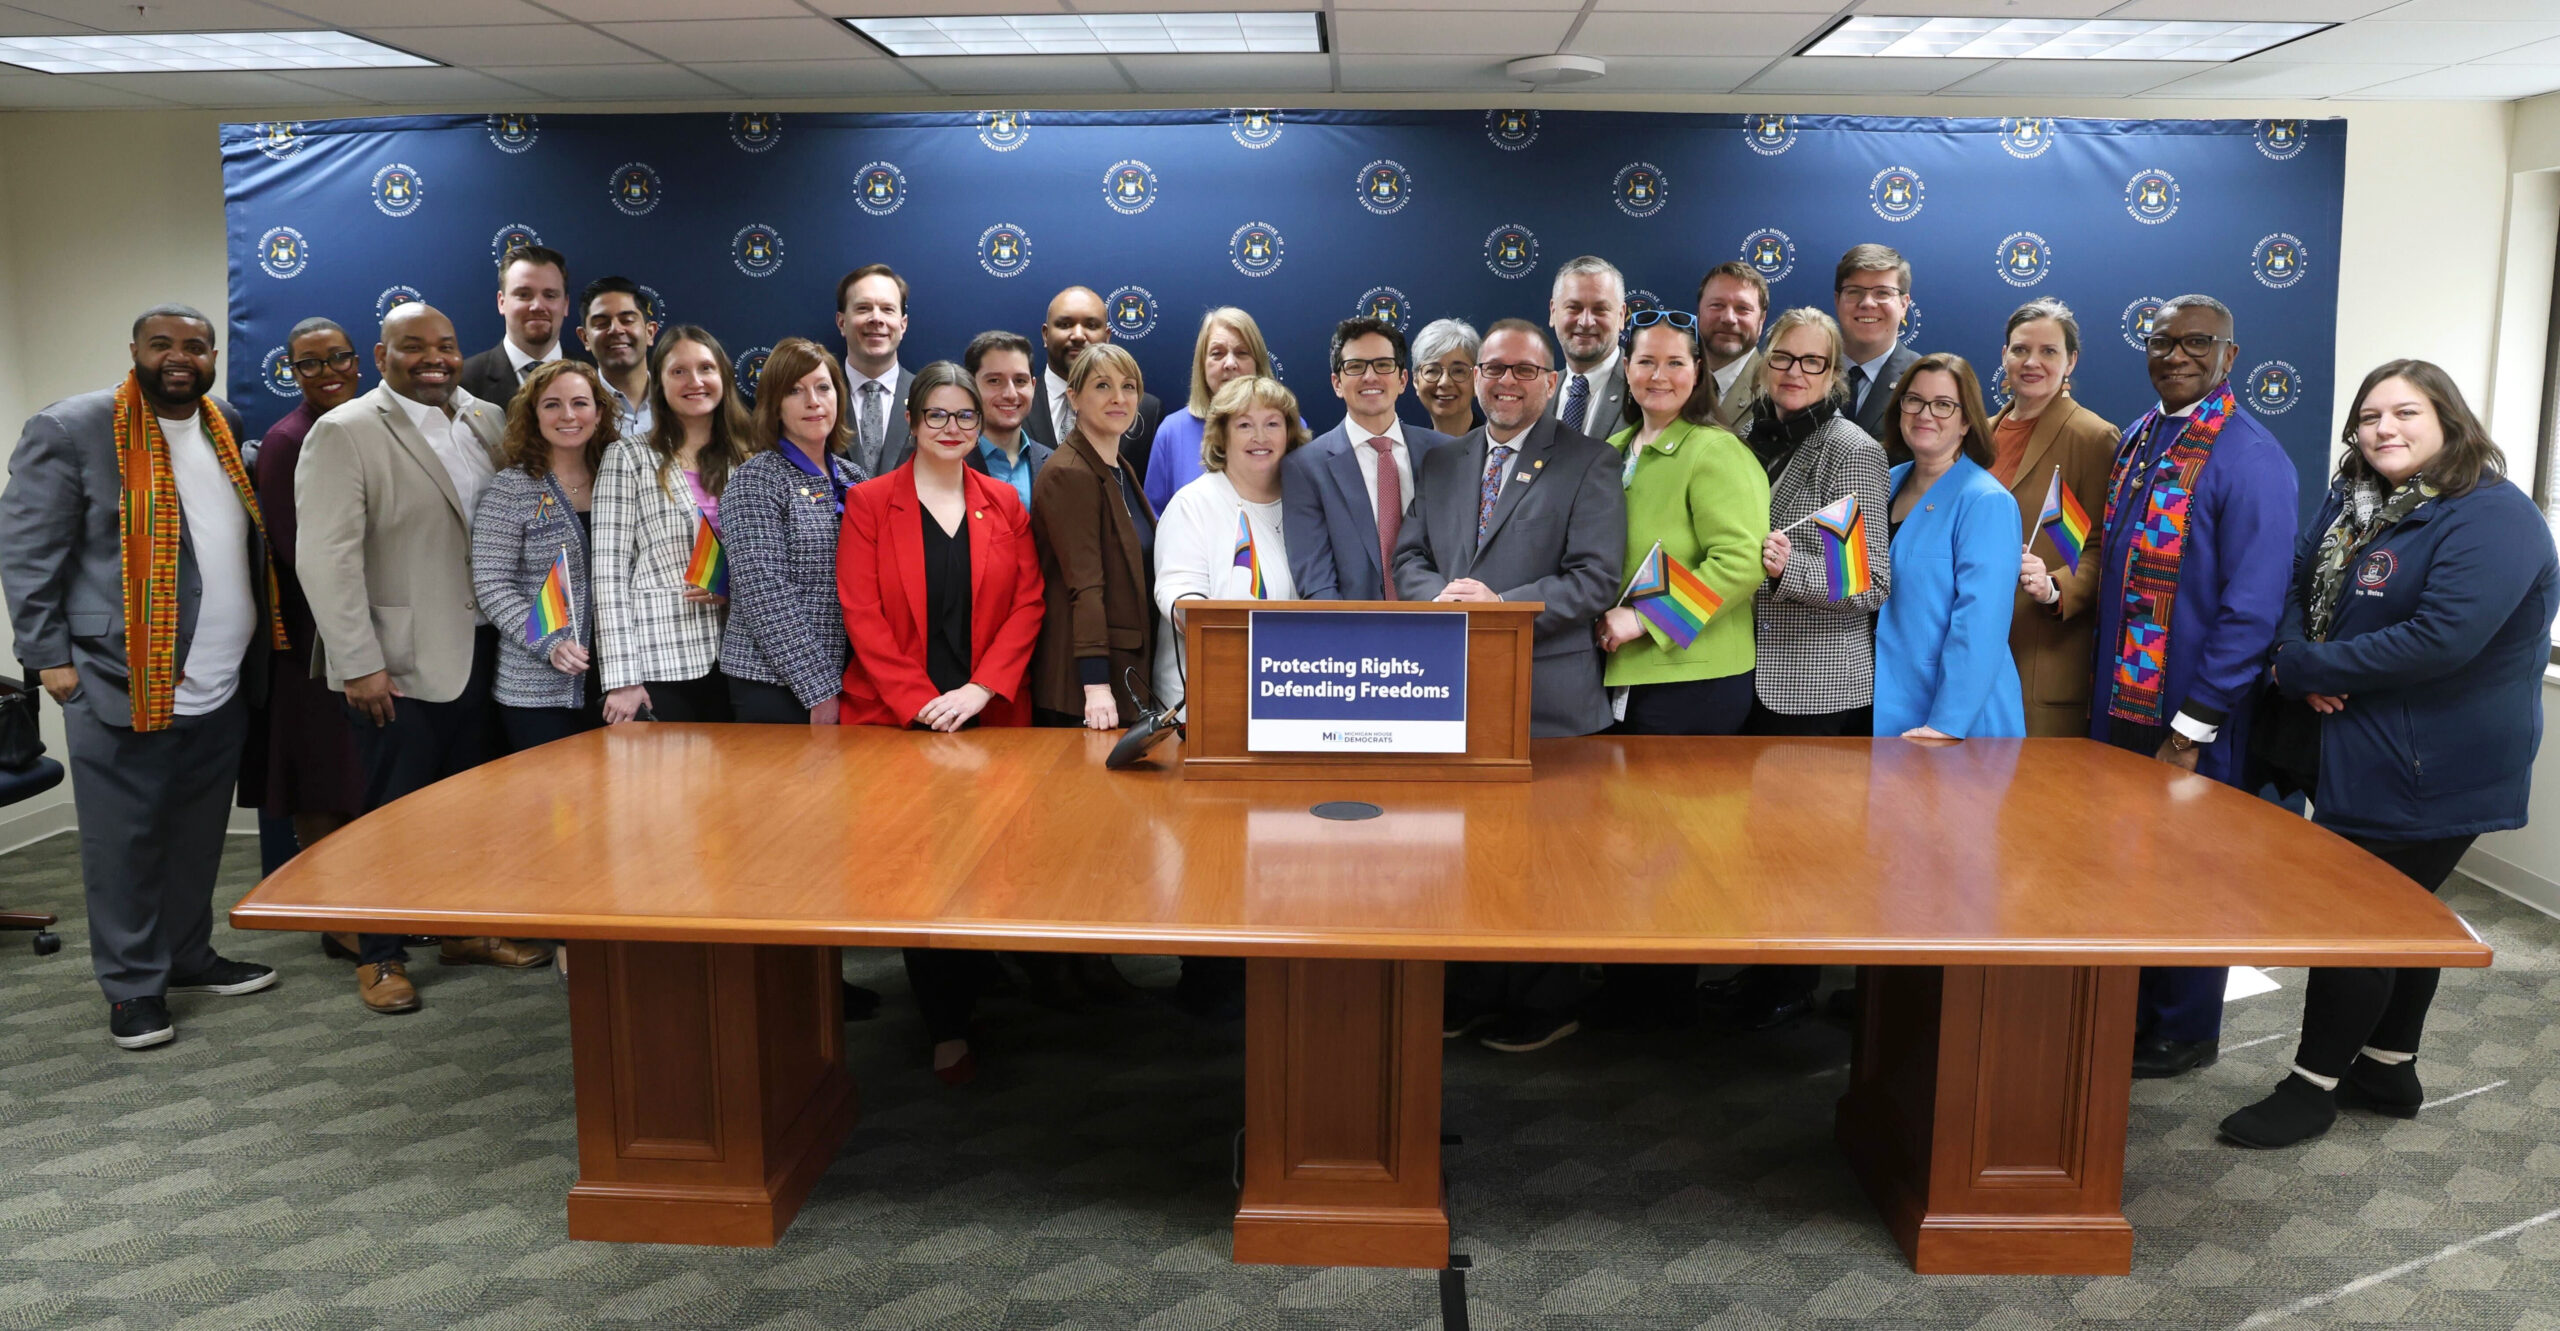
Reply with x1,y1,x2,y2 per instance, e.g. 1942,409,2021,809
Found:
591,441,723,693
718,448,869,708
471,468,590,709
1753,412,1894,715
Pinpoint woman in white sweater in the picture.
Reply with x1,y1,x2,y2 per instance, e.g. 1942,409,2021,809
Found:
1151,375,1310,708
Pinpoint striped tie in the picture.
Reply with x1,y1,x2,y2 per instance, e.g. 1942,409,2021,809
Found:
1477,444,1513,547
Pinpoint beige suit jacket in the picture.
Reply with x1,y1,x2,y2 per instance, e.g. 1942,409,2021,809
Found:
293,382,506,702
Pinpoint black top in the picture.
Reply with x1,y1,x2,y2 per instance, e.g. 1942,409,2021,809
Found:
1111,461,1156,597
921,511,973,700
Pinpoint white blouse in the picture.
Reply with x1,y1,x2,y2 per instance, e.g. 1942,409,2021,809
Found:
1151,471,1295,708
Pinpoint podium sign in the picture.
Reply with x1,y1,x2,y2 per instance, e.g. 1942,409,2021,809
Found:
1247,610,1467,754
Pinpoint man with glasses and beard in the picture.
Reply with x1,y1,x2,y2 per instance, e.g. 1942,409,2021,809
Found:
1,304,286,1050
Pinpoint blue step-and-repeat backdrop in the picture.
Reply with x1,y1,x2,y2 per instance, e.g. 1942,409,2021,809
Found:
223,109,2343,511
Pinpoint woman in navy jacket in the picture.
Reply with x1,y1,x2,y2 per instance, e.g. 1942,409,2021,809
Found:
2220,360,2560,1149
1871,354,2025,739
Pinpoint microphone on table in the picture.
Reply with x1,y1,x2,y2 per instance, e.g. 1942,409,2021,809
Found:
1106,666,1185,770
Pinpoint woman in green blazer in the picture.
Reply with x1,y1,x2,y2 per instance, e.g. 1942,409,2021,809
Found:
1595,311,1773,735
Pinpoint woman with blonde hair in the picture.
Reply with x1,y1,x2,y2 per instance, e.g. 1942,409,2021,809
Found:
1152,375,1311,708
1142,306,1278,511
1031,342,1156,728
472,359,619,750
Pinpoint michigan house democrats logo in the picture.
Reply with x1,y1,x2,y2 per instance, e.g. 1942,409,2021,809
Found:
1486,110,1539,152
252,121,306,160
1484,223,1540,280
2247,360,2303,415
2120,296,2166,351
731,224,785,278
2255,119,2307,161
1104,160,1158,216
1104,286,1160,340
1987,364,2011,412
638,284,668,323
490,223,543,264
2125,168,2180,225
2357,548,2397,592
729,112,781,153
976,110,1029,152
1613,162,1667,219
370,164,422,218
855,162,906,217
1869,166,1925,221
485,113,539,154
977,223,1032,278
1744,113,1798,157
2000,117,2054,160
1741,227,1797,284
1995,232,2053,288
260,347,299,398
1355,286,1413,334
375,284,424,319
1625,289,1662,318
1229,222,1285,278
610,163,663,217
734,346,773,404
1898,300,1924,349
2253,232,2308,289
257,227,308,279
1356,160,1411,216
1229,109,1282,149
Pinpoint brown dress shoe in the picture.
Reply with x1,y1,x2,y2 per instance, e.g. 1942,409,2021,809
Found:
359,961,420,1014
439,936,555,969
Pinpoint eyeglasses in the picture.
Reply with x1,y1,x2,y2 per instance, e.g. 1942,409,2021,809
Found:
919,408,980,429
289,349,360,376
1476,361,1553,383
1334,356,1403,380
1625,309,1699,333
2144,333,2229,358
1764,350,1831,375
1838,283,1905,305
1899,394,1961,420
1415,362,1474,385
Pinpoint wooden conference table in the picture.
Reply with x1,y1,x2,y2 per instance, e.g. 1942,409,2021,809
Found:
232,726,2487,1276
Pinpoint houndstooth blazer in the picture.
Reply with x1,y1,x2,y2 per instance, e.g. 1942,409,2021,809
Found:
1753,411,1894,715
591,440,723,693
718,447,869,709
471,468,591,710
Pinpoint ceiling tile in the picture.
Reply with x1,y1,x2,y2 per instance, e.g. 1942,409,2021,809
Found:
2478,35,2560,64
65,69,353,105
2100,0,2401,17
1566,13,1824,59
682,59,935,95
1938,58,2216,95
262,0,560,25
1743,55,1996,93
0,5,83,36
903,54,1135,93
1331,11,1575,55
1335,53,1523,88
272,65,546,103
2254,19,2560,63
808,0,1068,13
1854,0,2119,12
1585,56,1772,90
1118,53,1334,92
2360,0,2560,15
0,70,178,106
369,24,649,67
479,62,734,100
599,18,870,64
3,0,298,29
2138,60,2436,96
2333,62,2560,97
1073,0,1320,9
1334,0,1582,8
544,0,811,17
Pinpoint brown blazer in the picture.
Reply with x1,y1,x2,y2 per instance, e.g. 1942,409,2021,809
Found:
1028,429,1155,720
1993,395,2119,737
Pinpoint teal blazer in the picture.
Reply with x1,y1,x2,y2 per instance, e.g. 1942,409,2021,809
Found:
1873,456,2025,739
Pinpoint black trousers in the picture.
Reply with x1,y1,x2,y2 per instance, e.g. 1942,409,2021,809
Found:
1447,960,1585,1023
2294,834,2477,1078
499,700,601,753
903,948,999,1043
352,629,498,965
641,670,733,723
1617,671,1755,737
727,676,809,724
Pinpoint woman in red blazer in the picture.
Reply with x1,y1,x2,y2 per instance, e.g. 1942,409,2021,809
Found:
839,361,1045,1084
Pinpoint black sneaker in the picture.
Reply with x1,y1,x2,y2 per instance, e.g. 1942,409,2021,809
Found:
110,996,174,1050
168,957,279,996
1479,1012,1579,1054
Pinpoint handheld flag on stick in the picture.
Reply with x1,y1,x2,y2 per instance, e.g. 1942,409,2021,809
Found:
684,519,728,596
2035,465,2092,574
525,547,574,646
1619,540,1722,651
1232,511,1267,599
1811,494,1871,601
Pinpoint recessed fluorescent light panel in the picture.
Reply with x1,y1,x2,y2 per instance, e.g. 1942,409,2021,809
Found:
1803,16,2331,62
848,11,1325,57
0,30,436,74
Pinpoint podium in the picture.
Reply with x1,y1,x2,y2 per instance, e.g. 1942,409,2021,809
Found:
1176,600,1539,782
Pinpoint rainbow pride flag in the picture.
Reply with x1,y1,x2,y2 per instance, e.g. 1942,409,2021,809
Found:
1812,494,1871,601
684,519,727,596
1622,540,1723,651
524,547,574,645
2037,467,2092,574
1232,512,1266,599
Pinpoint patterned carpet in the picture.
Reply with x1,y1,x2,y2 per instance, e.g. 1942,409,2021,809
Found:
1,830,2556,1331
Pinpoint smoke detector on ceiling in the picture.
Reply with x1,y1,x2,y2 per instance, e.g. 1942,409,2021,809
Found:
1506,54,1606,85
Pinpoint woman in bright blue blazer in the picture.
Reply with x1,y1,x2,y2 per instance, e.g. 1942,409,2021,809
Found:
1872,353,2025,739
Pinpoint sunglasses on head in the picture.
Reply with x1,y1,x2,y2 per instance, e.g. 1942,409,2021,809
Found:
1620,309,1700,348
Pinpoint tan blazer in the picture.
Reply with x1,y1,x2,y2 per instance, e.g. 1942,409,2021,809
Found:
294,382,506,703
1708,350,1761,430
1993,395,2118,738
1029,429,1155,719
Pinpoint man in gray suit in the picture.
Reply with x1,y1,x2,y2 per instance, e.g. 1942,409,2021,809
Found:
1,305,281,1049
1834,243,1922,445
298,302,553,1015
1543,255,1628,438
836,263,917,477
1697,260,1769,430
1282,316,1454,601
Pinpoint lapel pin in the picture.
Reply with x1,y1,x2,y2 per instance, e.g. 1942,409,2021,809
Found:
1516,471,1532,483
1533,459,1544,469
973,510,984,520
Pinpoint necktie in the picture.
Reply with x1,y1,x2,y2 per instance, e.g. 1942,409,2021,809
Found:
1848,363,1870,414
1056,394,1077,443
1560,373,1590,435
859,381,888,471
1477,444,1513,547
1369,437,1401,599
